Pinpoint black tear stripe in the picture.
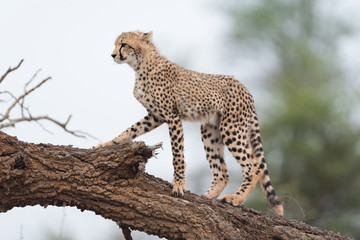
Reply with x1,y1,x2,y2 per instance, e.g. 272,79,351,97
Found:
119,43,136,61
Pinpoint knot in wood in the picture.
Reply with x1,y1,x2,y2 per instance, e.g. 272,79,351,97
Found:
12,153,26,170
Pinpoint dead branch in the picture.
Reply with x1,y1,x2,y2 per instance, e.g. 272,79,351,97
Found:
0,59,23,84
0,60,92,139
121,226,133,240
0,76,51,122
0,132,353,240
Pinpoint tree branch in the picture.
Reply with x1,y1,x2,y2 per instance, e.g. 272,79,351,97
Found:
0,60,93,139
0,132,352,240
0,59,23,84
0,76,51,123
121,226,133,240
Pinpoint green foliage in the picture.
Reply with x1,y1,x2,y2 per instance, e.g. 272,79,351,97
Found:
227,0,360,238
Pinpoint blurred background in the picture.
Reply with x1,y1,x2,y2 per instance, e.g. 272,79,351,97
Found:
0,0,359,239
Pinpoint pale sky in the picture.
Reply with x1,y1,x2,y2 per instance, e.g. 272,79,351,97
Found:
1,0,359,239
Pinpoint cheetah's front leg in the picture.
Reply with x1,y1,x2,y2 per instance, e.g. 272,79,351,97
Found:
96,113,164,147
167,115,186,196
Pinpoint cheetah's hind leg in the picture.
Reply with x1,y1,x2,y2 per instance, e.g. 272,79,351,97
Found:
219,117,262,207
201,124,229,199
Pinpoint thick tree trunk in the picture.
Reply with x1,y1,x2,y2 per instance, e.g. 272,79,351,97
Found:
0,132,352,240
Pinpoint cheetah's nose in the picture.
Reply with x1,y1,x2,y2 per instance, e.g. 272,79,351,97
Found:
111,54,116,59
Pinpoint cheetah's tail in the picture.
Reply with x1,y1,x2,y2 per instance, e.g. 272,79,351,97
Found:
250,115,284,216
260,162,284,216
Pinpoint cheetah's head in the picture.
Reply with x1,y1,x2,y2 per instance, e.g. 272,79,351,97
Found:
112,31,154,68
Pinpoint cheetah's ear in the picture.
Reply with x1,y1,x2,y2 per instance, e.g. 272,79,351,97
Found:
143,31,153,41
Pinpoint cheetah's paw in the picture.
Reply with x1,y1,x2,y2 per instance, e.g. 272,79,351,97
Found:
205,191,218,199
171,179,186,196
221,194,245,206
204,183,227,199
95,141,114,148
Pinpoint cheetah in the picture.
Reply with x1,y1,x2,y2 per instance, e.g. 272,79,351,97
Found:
97,31,283,215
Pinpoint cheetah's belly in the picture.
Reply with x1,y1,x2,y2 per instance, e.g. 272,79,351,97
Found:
178,94,223,126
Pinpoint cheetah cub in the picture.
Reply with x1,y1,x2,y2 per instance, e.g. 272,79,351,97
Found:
97,31,283,215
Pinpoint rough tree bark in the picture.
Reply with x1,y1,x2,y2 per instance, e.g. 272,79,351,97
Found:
0,132,352,240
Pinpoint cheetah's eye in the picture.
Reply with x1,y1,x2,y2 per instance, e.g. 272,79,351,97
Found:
121,43,127,48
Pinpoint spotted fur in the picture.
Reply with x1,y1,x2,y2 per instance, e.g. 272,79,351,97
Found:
97,31,283,215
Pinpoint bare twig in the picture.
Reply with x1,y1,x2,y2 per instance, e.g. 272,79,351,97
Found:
0,91,18,103
0,59,24,84
0,59,95,139
0,115,88,138
0,77,51,123
24,68,41,90
20,68,42,116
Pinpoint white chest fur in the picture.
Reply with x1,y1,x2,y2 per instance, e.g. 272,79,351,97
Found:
133,76,151,108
